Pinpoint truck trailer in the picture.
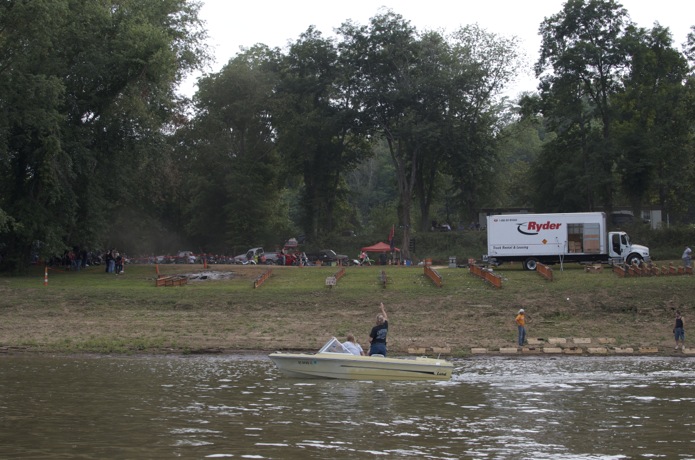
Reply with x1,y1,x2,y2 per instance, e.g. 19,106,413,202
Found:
484,212,650,270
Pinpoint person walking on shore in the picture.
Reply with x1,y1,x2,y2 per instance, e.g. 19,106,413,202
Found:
515,308,527,347
682,247,692,269
368,302,389,356
674,311,685,350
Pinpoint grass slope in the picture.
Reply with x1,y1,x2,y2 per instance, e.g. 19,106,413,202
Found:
0,262,690,356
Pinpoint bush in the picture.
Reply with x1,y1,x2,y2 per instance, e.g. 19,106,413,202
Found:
632,225,695,260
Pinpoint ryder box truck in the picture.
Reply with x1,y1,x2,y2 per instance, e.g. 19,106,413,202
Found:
484,212,650,271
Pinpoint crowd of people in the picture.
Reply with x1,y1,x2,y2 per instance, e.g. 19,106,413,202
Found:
104,249,125,274
47,248,101,271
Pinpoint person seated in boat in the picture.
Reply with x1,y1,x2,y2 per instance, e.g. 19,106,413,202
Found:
368,302,388,356
342,334,364,356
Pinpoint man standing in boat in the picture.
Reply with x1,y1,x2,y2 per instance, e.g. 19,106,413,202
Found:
369,302,389,356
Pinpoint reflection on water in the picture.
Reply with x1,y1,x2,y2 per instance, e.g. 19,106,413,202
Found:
0,355,694,459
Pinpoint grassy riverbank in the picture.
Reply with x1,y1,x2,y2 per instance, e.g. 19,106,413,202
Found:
0,262,691,356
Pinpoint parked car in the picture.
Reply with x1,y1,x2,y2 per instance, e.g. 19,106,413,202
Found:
233,247,265,264
263,252,282,265
306,249,348,265
175,251,196,264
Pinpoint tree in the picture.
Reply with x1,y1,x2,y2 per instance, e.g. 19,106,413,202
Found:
495,98,550,209
535,0,632,212
614,25,693,220
0,0,208,270
180,45,287,251
443,25,522,221
337,11,424,257
273,27,371,242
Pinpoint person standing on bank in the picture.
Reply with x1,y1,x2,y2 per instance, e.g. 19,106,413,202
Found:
369,302,389,356
515,308,527,347
682,247,692,268
674,311,685,350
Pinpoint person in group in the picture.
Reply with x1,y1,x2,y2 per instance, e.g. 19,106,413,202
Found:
342,334,364,356
115,252,123,275
515,308,526,347
682,247,692,268
105,249,115,273
359,251,367,265
368,302,389,356
674,310,685,350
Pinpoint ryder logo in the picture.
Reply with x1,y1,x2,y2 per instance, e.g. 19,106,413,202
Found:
517,221,562,235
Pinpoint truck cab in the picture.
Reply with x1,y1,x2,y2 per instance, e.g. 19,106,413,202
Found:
608,232,650,265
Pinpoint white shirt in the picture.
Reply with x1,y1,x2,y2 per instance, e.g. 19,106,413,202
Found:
342,341,363,356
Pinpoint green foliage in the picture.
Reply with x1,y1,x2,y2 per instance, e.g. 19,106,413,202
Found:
2,2,694,273
624,225,695,260
175,46,284,252
273,27,373,241
535,0,631,211
0,0,208,270
613,25,694,221
527,0,695,220
409,231,487,262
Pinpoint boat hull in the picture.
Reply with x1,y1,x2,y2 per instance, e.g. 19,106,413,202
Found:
269,352,453,381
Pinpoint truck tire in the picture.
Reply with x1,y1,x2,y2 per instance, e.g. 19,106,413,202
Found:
626,254,643,265
523,258,538,271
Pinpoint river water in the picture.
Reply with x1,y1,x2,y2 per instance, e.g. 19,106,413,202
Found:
0,354,693,459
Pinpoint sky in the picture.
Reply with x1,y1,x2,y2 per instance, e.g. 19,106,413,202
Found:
179,0,694,98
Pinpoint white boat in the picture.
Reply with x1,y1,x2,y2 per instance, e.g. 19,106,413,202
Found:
269,337,453,381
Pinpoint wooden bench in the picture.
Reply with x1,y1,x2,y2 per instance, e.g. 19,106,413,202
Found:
334,267,346,281
613,264,627,277
468,263,502,288
537,263,553,281
155,275,188,287
253,269,272,288
424,265,442,287
584,264,602,273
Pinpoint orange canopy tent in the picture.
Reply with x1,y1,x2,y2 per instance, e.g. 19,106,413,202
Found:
360,242,400,253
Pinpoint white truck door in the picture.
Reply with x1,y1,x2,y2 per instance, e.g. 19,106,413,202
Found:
608,232,628,261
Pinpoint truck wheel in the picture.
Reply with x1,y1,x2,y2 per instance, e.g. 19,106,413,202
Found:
523,258,538,271
626,254,642,265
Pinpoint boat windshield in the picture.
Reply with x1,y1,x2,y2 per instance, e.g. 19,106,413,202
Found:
318,337,351,354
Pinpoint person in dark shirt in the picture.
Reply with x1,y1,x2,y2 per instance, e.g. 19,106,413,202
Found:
674,310,685,350
369,302,389,356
